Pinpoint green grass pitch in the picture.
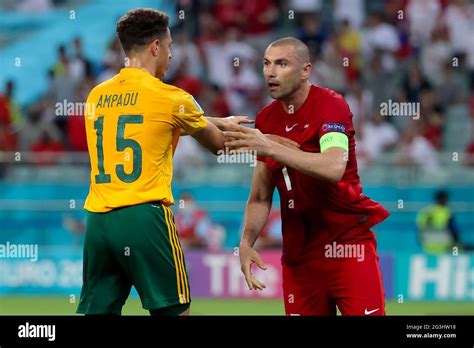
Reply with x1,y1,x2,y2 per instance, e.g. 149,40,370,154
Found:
1,296,473,315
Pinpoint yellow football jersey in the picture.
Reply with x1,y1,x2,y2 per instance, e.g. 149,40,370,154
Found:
84,68,207,212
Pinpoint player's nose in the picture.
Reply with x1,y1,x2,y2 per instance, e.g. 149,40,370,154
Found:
265,68,276,79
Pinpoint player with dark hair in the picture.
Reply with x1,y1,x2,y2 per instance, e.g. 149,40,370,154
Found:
76,8,253,316
225,37,390,316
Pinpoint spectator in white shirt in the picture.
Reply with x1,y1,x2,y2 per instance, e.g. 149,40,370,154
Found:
406,0,442,47
334,0,365,29
357,112,398,169
395,126,439,171
166,30,203,80
345,80,374,130
362,12,400,72
420,24,452,87
202,28,257,88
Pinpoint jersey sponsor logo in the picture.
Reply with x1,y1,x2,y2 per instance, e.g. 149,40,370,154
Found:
364,308,380,315
322,123,345,133
285,123,298,132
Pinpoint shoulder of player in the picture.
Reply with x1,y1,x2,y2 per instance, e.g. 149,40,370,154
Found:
312,85,351,121
154,81,195,104
87,75,118,99
313,85,348,108
154,80,185,96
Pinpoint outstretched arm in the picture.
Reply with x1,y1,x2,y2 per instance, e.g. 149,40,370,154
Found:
190,121,227,155
239,161,275,290
189,118,301,155
224,124,347,183
180,116,253,136
206,116,254,130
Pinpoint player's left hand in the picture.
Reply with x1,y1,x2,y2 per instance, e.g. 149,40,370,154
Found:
265,134,300,150
223,124,274,157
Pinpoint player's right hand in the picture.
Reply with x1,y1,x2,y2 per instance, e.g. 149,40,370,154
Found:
239,244,267,290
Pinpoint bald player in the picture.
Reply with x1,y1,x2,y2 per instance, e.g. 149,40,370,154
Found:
225,37,390,316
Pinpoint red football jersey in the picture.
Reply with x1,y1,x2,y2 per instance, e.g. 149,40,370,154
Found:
255,85,390,265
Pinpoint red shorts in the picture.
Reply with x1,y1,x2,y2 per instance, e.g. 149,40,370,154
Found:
282,234,385,316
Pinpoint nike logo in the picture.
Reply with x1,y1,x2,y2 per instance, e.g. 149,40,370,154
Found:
364,308,380,315
151,205,161,209
285,123,298,132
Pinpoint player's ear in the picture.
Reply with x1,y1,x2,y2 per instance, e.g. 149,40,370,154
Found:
302,62,312,80
151,39,160,57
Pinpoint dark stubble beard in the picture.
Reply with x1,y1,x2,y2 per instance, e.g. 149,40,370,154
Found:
274,78,302,102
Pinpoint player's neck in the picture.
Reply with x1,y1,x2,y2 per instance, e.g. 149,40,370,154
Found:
280,82,311,114
126,56,157,78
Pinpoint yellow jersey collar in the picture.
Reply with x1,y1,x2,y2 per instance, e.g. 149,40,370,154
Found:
119,67,154,78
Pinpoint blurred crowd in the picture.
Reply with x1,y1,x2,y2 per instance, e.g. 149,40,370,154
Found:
1,0,474,171
175,192,282,251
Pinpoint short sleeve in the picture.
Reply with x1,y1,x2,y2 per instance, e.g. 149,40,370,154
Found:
317,96,352,153
172,91,208,135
